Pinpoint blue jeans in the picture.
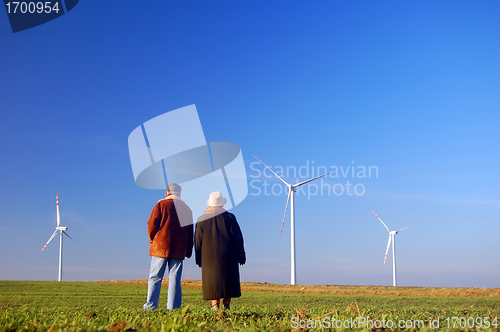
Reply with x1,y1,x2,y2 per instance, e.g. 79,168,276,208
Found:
144,257,183,310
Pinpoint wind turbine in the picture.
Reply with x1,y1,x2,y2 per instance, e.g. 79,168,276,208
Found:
371,210,413,287
253,155,335,285
41,194,73,281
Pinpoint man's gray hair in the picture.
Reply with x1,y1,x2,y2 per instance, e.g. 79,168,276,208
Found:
166,183,181,195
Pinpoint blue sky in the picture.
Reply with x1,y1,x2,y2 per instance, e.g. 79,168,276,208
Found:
0,0,498,287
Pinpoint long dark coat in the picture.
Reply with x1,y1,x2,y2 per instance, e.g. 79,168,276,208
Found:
195,210,246,300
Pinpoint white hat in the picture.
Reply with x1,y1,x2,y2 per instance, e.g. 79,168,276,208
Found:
166,183,181,194
206,191,227,207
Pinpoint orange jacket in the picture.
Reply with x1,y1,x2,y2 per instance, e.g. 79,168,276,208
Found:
147,196,193,259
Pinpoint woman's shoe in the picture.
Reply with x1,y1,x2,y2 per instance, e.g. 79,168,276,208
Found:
223,304,230,310
211,303,219,311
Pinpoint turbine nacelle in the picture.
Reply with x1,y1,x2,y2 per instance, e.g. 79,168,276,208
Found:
57,226,68,231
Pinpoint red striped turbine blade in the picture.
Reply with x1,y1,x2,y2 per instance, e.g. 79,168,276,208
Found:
41,230,58,252
279,190,292,240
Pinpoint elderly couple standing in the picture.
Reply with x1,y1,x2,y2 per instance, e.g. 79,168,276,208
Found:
143,183,246,310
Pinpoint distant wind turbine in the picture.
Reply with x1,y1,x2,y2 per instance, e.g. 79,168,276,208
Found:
253,155,335,285
371,210,413,287
41,194,73,281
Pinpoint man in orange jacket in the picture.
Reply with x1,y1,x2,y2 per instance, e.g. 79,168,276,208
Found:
144,183,194,310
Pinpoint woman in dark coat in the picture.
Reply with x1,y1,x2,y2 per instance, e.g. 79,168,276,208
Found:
195,192,246,310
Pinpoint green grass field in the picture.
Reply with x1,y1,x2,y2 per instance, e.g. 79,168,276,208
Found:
1,281,499,331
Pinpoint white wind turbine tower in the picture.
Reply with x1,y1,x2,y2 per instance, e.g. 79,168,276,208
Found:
372,210,413,287
41,194,73,281
253,155,335,285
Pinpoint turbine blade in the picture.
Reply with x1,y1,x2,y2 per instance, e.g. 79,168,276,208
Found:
41,230,58,252
383,234,392,266
279,189,292,240
56,194,60,227
396,225,414,232
62,231,73,241
293,171,335,187
252,155,290,186
372,210,390,232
